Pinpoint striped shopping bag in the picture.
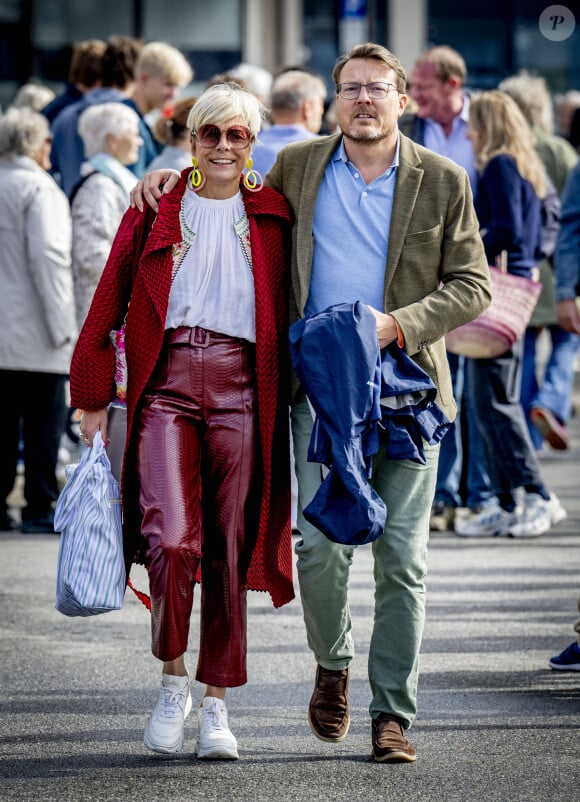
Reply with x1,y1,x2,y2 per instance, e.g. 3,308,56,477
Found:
54,431,125,616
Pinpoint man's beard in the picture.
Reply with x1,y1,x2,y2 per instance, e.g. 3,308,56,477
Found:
343,125,394,144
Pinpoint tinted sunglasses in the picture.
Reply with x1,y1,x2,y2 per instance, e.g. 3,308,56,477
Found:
194,124,251,149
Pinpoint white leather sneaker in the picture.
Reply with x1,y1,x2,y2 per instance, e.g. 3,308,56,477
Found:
197,696,239,760
144,673,192,754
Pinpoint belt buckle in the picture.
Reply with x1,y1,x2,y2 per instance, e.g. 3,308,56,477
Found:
191,326,210,348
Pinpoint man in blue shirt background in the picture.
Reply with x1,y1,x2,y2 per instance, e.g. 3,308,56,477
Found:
251,68,327,178
404,45,492,534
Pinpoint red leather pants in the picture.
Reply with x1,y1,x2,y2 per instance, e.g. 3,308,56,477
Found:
136,326,260,687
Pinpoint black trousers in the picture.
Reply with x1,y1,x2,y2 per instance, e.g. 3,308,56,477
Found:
467,338,544,497
0,369,67,520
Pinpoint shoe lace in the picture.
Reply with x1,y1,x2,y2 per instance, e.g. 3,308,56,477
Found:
202,700,227,730
471,505,506,525
160,686,187,719
522,497,549,521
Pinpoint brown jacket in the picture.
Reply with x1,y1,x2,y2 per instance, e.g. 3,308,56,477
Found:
266,132,491,419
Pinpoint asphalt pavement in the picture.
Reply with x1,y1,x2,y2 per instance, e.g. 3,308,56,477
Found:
1,384,579,801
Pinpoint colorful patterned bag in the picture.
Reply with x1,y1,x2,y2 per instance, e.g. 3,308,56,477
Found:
110,325,127,404
54,431,125,616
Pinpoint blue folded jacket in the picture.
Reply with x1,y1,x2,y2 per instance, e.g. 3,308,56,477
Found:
290,301,450,546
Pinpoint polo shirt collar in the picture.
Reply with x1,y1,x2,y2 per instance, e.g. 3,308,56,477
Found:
333,132,401,169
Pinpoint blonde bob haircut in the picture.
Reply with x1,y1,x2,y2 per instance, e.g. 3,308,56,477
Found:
469,90,547,199
187,83,265,146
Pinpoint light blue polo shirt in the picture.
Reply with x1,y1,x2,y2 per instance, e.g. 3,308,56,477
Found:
423,94,476,193
304,135,400,317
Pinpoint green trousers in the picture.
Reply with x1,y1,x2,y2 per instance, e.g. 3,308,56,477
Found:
291,394,439,728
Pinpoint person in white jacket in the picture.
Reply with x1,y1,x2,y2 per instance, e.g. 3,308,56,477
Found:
0,107,77,533
73,102,142,327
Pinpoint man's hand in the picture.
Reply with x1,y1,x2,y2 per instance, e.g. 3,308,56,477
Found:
367,306,399,349
557,299,580,334
130,169,181,212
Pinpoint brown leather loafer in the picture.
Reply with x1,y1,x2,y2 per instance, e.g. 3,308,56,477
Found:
372,714,417,762
308,665,350,742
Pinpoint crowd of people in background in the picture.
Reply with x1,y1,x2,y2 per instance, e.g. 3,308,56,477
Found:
0,33,579,764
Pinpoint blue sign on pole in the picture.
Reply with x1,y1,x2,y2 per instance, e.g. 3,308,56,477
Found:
340,0,367,19
339,0,368,51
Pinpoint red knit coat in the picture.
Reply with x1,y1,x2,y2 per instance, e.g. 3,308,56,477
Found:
69,172,295,608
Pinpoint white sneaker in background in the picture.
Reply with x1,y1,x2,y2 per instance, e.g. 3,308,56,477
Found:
547,493,567,526
144,673,192,754
454,502,516,537
197,696,239,760
508,493,553,538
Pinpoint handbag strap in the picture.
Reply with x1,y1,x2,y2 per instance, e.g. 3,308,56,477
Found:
494,250,508,272
127,577,151,610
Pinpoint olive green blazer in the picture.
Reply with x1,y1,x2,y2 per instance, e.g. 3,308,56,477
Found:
266,132,491,419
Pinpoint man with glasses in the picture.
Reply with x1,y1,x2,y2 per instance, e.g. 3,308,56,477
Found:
268,41,489,763
131,43,491,762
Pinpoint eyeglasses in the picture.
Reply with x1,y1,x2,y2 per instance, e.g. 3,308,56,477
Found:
194,124,251,149
336,82,398,100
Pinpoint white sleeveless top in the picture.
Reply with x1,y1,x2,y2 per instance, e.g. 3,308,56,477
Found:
165,186,256,341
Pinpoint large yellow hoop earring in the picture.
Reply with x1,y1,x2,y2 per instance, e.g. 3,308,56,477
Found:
190,156,205,191
242,156,262,192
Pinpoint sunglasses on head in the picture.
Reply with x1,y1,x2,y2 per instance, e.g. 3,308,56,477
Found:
194,124,251,149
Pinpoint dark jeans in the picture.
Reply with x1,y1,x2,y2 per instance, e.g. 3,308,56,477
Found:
467,338,544,497
435,352,491,508
0,369,67,521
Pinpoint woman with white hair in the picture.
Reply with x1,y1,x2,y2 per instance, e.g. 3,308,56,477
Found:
70,84,293,759
73,102,142,326
0,108,76,534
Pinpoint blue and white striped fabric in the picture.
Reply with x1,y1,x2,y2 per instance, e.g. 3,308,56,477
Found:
54,431,125,616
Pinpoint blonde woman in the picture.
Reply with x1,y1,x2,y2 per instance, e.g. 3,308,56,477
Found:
499,73,580,453
455,91,566,538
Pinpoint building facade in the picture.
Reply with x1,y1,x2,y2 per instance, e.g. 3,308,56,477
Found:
0,0,578,112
